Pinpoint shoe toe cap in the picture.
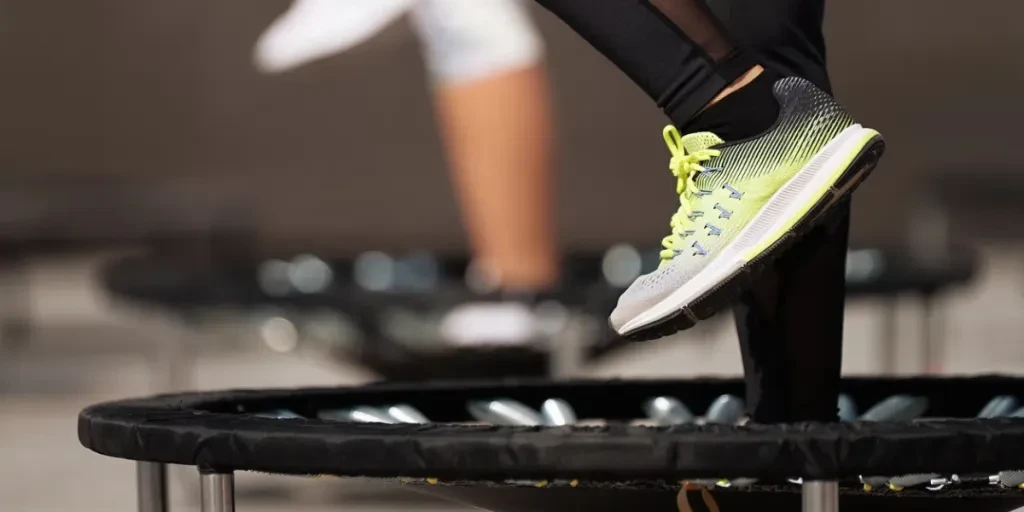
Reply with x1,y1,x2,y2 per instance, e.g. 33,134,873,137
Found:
608,258,705,333
609,269,678,333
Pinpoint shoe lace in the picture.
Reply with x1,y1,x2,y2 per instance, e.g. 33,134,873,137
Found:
659,125,722,261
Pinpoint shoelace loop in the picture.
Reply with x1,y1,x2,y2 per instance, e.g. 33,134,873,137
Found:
660,125,721,261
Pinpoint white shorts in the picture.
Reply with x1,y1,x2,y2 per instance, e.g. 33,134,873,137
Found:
254,0,545,86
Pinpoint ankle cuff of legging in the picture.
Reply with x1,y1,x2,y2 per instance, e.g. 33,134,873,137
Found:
659,48,761,128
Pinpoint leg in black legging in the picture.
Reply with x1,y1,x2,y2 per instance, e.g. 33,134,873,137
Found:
534,0,853,423
707,0,830,91
533,0,759,128
706,0,849,423
733,207,849,423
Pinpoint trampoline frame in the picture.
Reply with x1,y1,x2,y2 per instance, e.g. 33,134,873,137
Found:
82,376,1024,512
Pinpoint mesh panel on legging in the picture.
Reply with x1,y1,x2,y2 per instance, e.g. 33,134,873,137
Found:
706,0,830,91
534,0,756,126
646,0,736,62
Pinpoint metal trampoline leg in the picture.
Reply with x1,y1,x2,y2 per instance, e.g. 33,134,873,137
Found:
200,472,235,512
879,300,898,375
549,316,585,380
921,295,943,374
802,481,838,512
137,462,167,512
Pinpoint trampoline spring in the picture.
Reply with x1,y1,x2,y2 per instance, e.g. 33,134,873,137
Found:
467,399,543,426
252,409,303,419
549,479,575,487
837,394,858,422
998,470,1024,488
385,404,430,424
704,395,745,425
887,473,942,491
318,406,396,424
859,475,889,492
859,395,929,422
978,396,1019,418
540,399,577,426
504,479,550,488
715,478,757,488
683,479,720,488
643,396,694,426
925,476,957,491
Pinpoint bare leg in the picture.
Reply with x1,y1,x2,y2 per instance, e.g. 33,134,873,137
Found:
433,64,559,291
704,65,764,111
253,0,559,291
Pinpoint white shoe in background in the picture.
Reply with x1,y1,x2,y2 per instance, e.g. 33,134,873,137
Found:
439,302,538,348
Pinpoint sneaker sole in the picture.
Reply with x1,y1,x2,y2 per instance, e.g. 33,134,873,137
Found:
618,125,886,341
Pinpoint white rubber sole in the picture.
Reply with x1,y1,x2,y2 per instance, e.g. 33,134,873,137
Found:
617,124,875,336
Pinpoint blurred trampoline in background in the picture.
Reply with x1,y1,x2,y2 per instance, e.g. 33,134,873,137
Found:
100,242,977,388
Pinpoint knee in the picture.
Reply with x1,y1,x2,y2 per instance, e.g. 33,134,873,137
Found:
411,0,546,86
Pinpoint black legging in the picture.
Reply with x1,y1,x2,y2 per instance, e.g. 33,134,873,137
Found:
535,0,846,423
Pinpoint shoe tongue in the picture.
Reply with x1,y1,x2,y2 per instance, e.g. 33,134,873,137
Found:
681,132,724,153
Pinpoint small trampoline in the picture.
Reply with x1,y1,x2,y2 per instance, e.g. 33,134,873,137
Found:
80,376,1024,512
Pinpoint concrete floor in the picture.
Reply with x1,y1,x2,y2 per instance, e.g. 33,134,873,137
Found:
3,246,1024,511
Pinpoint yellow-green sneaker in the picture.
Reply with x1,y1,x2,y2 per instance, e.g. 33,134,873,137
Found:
611,77,884,340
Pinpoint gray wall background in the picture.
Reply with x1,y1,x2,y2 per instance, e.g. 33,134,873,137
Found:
0,1,1021,254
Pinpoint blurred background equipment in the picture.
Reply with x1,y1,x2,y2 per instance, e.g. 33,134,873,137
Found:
98,242,976,390
1,0,1023,511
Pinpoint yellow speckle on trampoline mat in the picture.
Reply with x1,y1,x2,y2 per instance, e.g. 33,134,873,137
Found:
426,477,439,485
